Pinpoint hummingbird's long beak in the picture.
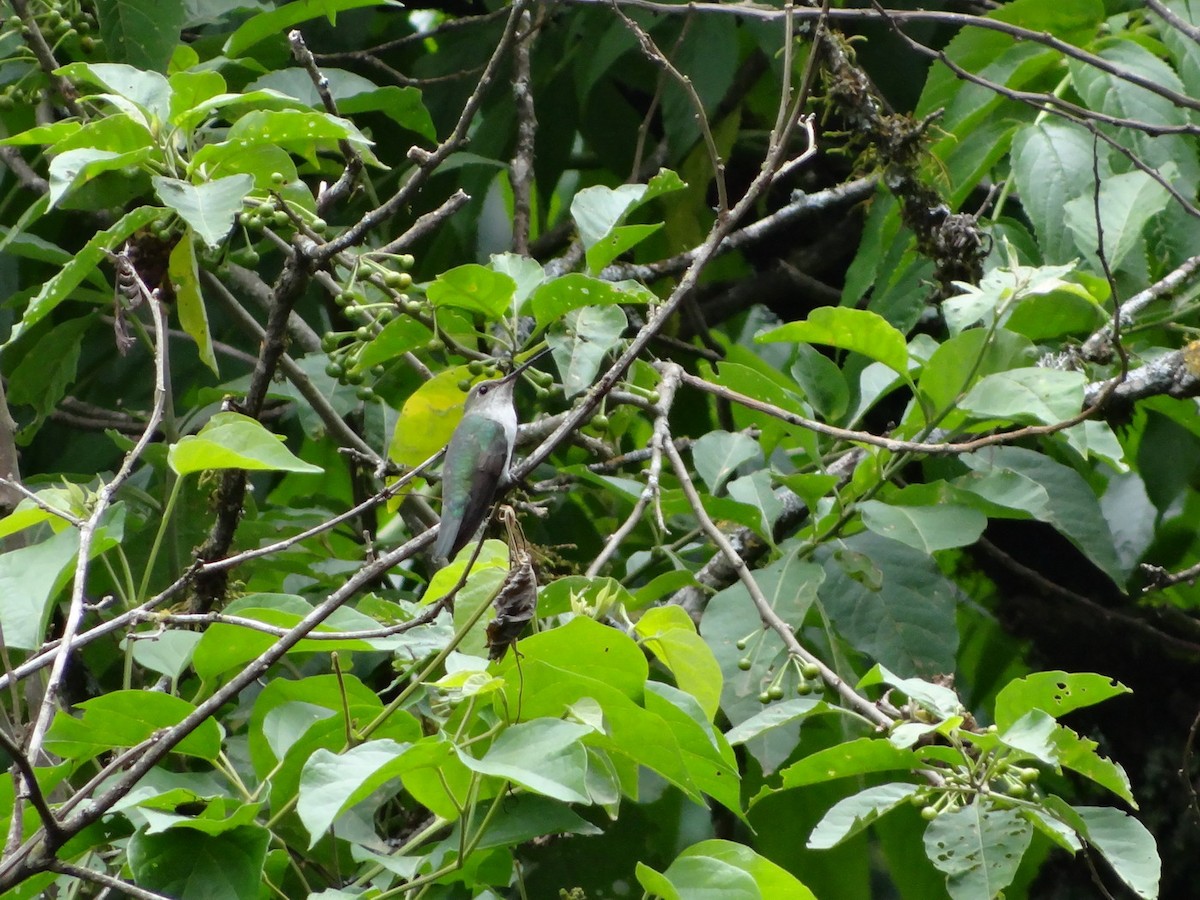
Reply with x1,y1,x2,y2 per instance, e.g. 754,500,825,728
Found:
495,348,550,385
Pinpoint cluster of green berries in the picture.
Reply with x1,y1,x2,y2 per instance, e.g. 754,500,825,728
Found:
910,757,1040,821
2,1,99,52
321,254,418,400
735,635,824,703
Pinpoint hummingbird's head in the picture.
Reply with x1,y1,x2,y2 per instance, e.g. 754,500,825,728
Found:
462,349,548,412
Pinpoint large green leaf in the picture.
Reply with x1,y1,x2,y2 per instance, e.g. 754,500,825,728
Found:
458,720,593,803
128,825,270,900
635,606,723,721
922,805,1032,900
95,0,186,72
45,691,222,761
169,412,324,475
1076,806,1160,899
818,533,959,677
993,671,1130,730
758,308,909,376
153,175,253,250
298,739,410,845
807,783,919,850
859,501,987,553
5,205,161,346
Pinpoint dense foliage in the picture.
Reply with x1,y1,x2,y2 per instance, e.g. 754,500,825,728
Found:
0,0,1196,897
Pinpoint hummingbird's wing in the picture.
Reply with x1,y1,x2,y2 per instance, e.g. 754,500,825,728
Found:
434,415,509,562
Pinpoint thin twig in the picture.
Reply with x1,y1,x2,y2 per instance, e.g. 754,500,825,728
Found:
585,364,681,575
48,860,174,900
317,0,532,262
660,379,894,731
610,0,729,214
510,9,538,255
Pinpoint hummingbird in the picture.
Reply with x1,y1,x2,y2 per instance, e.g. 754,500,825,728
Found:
432,353,545,565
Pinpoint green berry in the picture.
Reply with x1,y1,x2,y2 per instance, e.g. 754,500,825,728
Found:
345,369,365,386
467,360,484,375
355,326,372,341
325,361,344,379
426,337,445,353
735,637,748,651
758,692,771,705
335,290,355,307
737,657,752,671
270,171,285,185
767,685,784,701
590,413,609,430
796,681,813,696
272,210,290,227
239,249,260,266
311,217,327,234
457,379,472,393
356,386,375,401
370,365,385,377
1019,768,1040,784
320,333,340,353
920,805,939,821
80,34,95,51
801,662,820,680
397,254,415,270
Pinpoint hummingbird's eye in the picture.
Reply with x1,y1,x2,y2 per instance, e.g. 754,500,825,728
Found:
479,385,489,395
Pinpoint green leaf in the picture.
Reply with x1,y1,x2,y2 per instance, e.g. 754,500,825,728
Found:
757,308,909,376
859,501,987,553
47,146,155,208
1076,806,1160,899
645,683,743,817
6,205,161,347
727,471,784,544
224,0,400,56
427,264,515,319
298,740,409,845
723,698,825,746
692,430,760,494
638,857,760,900
190,594,386,680
819,533,959,677
249,69,435,140
635,606,723,721
807,783,919,850
528,273,650,328
959,368,1085,426
586,222,661,273
94,0,186,72
922,805,1033,900
225,109,375,159
388,366,471,470
547,305,627,396
7,315,91,437
677,840,816,899
776,738,924,791
571,183,648,248
993,671,1130,730
128,630,202,681
128,825,270,900
168,70,226,125
961,447,1124,583
169,233,218,374
55,62,172,121
1063,169,1172,273
168,412,324,475
357,316,433,369
1011,120,1098,263
459,720,593,803
45,691,222,761
0,529,80,651
153,175,253,250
